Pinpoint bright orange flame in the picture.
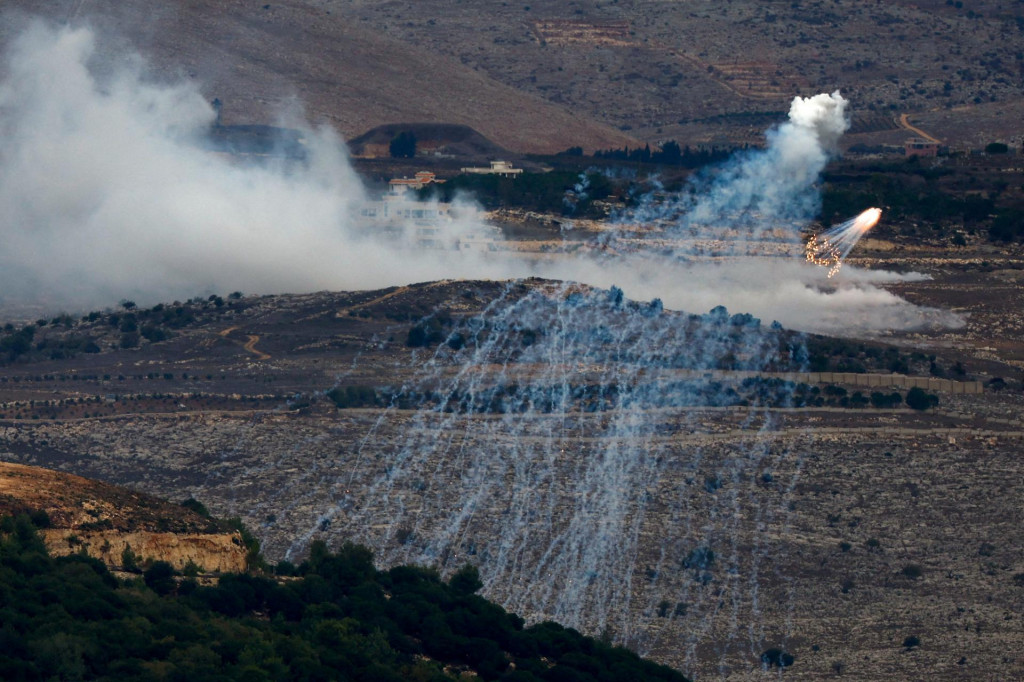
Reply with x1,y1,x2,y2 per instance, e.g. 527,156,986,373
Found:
853,207,882,232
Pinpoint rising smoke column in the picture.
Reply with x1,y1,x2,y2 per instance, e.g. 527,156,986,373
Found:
625,91,848,248
684,91,848,238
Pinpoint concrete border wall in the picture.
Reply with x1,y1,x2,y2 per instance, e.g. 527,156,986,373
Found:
694,370,983,394
792,372,982,394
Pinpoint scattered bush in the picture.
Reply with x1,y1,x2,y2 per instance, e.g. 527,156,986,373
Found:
327,385,382,409
902,563,924,580
760,648,795,668
905,386,938,410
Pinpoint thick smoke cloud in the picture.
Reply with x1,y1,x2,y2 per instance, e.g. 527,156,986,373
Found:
0,22,959,335
684,91,849,234
0,22,500,309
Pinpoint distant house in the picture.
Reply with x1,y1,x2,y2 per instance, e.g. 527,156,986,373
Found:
356,194,499,251
388,171,445,194
904,138,939,158
459,160,523,177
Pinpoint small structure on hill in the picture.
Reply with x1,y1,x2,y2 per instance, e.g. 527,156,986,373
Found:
459,160,523,177
389,171,445,194
904,137,939,158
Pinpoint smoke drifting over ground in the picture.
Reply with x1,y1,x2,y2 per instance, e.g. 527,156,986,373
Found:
0,23,499,308
0,21,959,335
0,21,971,676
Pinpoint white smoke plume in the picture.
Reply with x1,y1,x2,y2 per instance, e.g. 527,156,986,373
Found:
687,91,848,233
0,21,959,335
622,91,848,240
0,22,502,309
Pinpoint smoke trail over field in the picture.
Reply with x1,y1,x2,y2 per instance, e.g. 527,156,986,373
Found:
273,280,806,671
0,21,962,335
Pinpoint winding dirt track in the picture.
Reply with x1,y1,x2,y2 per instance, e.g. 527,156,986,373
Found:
218,326,271,360
898,112,942,144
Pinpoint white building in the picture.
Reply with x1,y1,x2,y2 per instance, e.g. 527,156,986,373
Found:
459,160,523,177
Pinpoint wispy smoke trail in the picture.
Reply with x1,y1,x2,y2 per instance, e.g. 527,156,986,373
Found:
623,92,848,242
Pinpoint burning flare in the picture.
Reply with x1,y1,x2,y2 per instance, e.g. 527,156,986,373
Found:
806,207,881,278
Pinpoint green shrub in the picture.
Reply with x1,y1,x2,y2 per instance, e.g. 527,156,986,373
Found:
902,564,924,579
905,387,937,410
761,648,795,668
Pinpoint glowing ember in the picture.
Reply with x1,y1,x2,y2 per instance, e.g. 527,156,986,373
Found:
805,207,882,278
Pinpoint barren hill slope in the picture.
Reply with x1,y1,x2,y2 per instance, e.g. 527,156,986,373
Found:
5,1,1020,152
340,0,1024,147
0,461,247,572
0,0,639,154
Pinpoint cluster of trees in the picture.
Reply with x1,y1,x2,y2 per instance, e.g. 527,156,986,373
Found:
389,132,417,159
820,163,1024,243
803,337,958,377
0,513,689,682
421,171,614,217
988,208,1024,242
739,381,940,411
0,325,40,364
1,294,245,364
589,142,734,168
0,324,102,364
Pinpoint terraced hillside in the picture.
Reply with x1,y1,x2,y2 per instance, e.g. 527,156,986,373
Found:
3,0,1021,151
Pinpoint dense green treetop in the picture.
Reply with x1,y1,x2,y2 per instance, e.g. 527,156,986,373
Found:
0,514,689,682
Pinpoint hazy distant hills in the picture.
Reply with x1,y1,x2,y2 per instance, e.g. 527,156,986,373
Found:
2,0,1022,151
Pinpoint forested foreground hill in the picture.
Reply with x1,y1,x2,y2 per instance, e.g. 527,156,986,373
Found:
0,513,688,682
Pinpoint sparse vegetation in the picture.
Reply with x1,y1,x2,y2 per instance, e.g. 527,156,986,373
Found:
760,648,795,668
902,563,924,580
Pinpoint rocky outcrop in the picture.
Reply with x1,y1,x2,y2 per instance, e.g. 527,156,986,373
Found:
42,528,247,573
0,462,246,574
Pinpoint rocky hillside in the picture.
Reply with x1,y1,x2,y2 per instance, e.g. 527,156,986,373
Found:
0,0,638,154
3,1,1021,151
0,461,247,573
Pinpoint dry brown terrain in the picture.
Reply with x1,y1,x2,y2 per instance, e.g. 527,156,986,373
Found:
0,259,1021,680
0,461,247,573
3,1,1021,151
